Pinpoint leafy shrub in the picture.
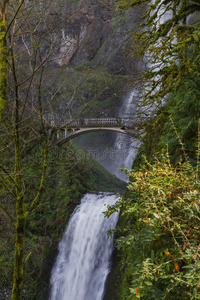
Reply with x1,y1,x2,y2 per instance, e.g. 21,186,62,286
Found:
106,152,200,299
160,71,200,166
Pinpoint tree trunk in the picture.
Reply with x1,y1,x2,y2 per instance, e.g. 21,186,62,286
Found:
0,1,8,118
10,31,26,298
11,197,26,300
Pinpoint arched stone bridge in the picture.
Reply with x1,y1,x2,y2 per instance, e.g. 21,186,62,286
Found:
46,117,153,146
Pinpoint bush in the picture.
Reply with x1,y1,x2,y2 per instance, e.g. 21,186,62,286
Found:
106,152,200,299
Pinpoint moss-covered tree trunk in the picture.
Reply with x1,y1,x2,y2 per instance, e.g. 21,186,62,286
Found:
10,57,49,300
11,111,25,300
11,195,26,300
0,0,8,119
10,42,26,299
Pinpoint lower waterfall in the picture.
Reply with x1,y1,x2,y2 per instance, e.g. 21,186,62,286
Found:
49,193,119,300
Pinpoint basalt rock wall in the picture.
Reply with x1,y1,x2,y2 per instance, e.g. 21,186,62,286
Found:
54,0,142,75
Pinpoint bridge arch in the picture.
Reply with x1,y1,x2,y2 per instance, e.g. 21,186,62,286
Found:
55,127,137,146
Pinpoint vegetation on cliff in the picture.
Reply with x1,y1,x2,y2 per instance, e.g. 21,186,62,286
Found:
106,66,200,300
105,71,200,298
117,0,200,112
0,140,126,299
107,151,200,299
104,1,200,299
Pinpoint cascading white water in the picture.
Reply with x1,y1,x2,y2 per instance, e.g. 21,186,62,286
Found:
49,193,119,300
114,90,141,181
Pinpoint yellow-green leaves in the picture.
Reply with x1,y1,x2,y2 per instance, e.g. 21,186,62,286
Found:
107,152,200,299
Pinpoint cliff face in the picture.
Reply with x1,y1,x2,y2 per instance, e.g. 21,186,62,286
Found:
14,0,142,120
58,0,111,66
55,0,142,75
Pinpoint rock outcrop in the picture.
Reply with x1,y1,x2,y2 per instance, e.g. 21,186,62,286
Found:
55,0,142,74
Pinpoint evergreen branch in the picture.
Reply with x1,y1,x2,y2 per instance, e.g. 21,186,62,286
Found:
169,116,188,162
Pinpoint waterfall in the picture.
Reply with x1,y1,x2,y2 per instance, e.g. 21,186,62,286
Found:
113,90,141,181
49,193,119,300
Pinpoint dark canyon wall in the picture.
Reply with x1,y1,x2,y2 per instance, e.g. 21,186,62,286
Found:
53,0,142,74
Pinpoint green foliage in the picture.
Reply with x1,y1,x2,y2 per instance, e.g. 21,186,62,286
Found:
106,153,200,299
133,111,168,169
133,51,200,167
160,70,200,165
0,137,125,298
115,0,200,111
63,66,125,118
74,62,91,71
111,15,128,26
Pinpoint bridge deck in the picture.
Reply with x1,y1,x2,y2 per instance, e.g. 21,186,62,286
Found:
46,117,153,129
44,117,153,145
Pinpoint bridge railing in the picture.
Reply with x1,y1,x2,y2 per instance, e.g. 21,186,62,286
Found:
44,117,154,128
53,118,123,127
